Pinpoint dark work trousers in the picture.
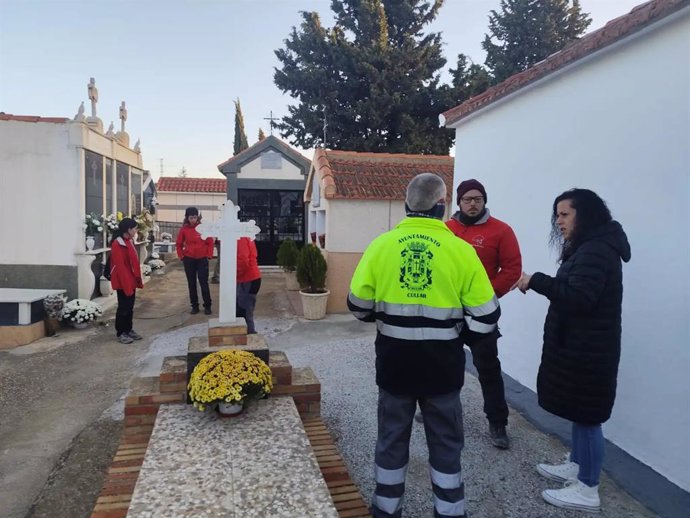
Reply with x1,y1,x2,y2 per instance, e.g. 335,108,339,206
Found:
183,257,212,309
236,278,261,333
115,290,136,336
373,389,465,518
467,331,509,427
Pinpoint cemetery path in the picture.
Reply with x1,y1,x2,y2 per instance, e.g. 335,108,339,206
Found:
0,259,246,518
0,261,659,518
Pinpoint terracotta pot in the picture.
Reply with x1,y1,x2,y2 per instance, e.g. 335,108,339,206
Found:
44,317,60,336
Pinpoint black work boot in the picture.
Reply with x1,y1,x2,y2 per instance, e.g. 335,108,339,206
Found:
490,424,510,449
190,306,200,315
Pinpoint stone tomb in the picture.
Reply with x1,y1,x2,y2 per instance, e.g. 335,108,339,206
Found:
126,398,338,518
0,288,66,348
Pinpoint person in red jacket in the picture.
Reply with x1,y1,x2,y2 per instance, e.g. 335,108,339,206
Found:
416,179,522,448
109,218,144,344
176,207,215,315
236,237,261,333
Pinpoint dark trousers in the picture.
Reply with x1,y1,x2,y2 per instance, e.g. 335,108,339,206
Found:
236,278,261,333
115,290,135,336
373,389,465,518
183,257,211,309
467,332,509,427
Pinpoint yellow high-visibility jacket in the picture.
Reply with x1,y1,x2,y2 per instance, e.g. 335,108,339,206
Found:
348,216,500,395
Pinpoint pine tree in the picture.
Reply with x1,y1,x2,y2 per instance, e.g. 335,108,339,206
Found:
258,128,266,142
233,99,249,156
274,0,453,154
483,0,591,83
450,53,492,105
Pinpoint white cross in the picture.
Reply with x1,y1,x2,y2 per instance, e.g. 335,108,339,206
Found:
197,201,260,324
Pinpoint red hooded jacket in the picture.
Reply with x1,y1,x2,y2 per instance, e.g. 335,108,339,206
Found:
110,237,143,296
446,210,522,298
176,223,214,260
237,237,261,283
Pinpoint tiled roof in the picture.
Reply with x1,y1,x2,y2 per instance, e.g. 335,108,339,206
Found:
0,112,69,124
308,149,454,201
442,0,688,127
156,177,226,193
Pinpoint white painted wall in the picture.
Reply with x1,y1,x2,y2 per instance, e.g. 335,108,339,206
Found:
449,11,690,490
157,192,226,223
238,152,303,180
0,120,147,270
0,121,82,265
326,200,406,253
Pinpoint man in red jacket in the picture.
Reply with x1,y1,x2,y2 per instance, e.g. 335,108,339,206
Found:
434,179,521,449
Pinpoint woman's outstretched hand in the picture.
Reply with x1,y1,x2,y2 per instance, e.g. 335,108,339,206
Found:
512,272,532,294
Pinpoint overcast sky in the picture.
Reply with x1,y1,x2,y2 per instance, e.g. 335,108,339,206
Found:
0,0,644,178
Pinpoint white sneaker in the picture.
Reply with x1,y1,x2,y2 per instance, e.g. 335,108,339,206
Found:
542,479,600,513
537,459,579,483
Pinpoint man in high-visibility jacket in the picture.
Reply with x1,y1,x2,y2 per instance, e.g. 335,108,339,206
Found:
348,173,500,518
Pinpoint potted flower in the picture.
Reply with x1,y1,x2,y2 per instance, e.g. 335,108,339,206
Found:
160,232,173,242
148,258,166,275
83,213,104,250
60,298,103,329
276,238,300,290
43,293,65,336
188,350,273,417
296,244,329,320
134,209,155,242
142,264,152,277
103,211,124,237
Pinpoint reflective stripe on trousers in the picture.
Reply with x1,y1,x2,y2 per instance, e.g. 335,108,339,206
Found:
372,389,465,518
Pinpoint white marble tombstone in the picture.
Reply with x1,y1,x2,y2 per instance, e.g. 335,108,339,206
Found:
196,201,259,324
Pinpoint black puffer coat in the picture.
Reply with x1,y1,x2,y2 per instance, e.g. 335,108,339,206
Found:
529,221,631,424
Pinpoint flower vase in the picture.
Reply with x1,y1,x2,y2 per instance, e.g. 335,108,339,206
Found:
217,401,244,417
85,236,95,251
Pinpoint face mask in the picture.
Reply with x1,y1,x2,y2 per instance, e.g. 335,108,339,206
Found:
405,202,446,219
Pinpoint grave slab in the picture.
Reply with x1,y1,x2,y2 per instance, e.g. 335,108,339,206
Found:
126,396,338,518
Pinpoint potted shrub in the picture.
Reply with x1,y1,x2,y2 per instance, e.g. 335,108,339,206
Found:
276,239,300,290
296,244,329,320
188,350,273,417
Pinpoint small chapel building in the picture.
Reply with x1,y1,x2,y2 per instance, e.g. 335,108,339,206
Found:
217,135,310,265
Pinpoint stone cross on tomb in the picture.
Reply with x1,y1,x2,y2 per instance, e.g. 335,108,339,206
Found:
197,201,260,324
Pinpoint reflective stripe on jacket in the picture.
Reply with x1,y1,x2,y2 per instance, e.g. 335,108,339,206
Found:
348,216,500,395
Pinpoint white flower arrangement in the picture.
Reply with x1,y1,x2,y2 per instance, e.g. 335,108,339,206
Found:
60,298,103,324
149,259,166,270
160,232,173,242
84,213,104,236
142,264,152,276
104,212,124,234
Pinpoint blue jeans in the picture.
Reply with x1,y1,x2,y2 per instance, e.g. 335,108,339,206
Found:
570,422,604,487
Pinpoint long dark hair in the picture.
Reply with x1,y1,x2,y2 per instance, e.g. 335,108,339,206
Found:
549,188,612,261
109,218,138,245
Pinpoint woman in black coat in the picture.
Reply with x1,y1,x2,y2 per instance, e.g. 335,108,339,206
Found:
515,189,631,513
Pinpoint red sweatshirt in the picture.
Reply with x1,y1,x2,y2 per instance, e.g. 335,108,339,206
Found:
446,210,522,298
237,237,261,282
110,237,143,296
176,223,214,260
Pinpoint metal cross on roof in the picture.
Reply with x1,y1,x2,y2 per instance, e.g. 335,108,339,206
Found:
263,110,279,136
